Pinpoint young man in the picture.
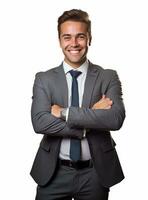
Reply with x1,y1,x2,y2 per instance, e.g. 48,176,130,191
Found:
31,9,125,200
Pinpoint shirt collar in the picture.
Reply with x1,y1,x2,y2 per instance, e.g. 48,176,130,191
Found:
63,60,88,75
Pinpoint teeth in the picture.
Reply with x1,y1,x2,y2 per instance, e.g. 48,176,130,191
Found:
69,50,80,54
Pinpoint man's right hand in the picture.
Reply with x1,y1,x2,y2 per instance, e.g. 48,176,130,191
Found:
92,95,113,110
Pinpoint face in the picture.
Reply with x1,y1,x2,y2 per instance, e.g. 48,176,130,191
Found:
59,21,90,68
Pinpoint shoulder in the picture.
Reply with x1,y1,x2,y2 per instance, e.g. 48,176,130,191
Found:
90,62,117,77
34,64,62,81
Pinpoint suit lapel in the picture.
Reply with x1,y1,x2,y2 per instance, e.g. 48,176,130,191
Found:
82,62,100,108
53,64,68,107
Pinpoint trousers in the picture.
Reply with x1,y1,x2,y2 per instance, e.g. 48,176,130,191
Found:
36,163,109,200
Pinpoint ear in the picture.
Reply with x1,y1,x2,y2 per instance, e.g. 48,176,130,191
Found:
89,36,92,46
87,34,92,46
59,37,62,47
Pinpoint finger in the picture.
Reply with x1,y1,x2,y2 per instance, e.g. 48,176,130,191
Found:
105,97,111,101
104,105,111,109
108,100,113,105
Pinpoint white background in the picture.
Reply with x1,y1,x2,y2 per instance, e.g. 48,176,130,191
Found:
0,0,148,199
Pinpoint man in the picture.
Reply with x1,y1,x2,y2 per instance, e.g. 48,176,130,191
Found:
31,9,125,200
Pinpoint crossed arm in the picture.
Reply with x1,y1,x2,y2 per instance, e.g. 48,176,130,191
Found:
31,73,85,139
31,71,125,138
51,95,113,118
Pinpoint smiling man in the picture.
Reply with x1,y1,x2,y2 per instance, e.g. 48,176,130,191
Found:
31,9,125,200
59,20,89,67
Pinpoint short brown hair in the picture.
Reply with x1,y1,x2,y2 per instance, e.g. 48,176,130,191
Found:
58,9,92,45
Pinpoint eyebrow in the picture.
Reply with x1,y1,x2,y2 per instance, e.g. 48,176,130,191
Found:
61,33,87,38
61,34,71,38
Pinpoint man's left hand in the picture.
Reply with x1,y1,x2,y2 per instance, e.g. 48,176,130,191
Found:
51,105,63,118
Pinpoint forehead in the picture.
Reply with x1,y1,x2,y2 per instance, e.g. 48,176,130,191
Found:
60,21,87,35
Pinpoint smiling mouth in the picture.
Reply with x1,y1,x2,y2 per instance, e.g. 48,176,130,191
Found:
68,50,81,54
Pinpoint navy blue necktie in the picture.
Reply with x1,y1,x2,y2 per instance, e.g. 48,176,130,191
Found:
69,70,82,161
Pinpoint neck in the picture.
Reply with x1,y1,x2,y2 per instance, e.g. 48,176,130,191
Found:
64,58,87,69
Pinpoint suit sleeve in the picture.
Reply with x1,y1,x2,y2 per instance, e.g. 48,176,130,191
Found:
31,73,83,139
67,70,125,131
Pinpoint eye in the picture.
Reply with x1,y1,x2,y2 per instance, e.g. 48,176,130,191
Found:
79,35,85,39
77,34,86,40
63,36,71,41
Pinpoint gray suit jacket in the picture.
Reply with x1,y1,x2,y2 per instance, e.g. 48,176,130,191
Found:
30,61,125,187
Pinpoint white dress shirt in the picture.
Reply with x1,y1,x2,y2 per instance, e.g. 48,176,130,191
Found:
59,60,91,161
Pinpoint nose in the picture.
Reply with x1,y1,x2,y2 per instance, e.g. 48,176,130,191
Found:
71,37,79,47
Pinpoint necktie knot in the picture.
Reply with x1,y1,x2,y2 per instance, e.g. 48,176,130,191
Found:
69,70,82,79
